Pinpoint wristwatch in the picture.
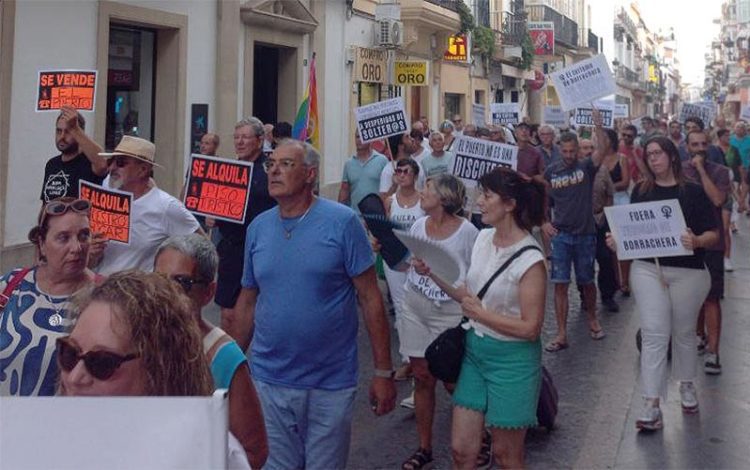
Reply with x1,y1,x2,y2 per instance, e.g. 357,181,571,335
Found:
373,368,395,379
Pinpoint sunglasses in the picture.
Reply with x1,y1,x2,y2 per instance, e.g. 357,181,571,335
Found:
41,199,91,227
56,336,139,381
394,168,412,175
109,156,132,168
171,274,210,294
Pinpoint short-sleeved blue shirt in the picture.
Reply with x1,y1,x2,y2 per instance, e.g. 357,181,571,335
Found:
342,152,388,213
241,198,374,390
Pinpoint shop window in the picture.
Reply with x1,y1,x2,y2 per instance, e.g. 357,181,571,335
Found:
444,93,462,120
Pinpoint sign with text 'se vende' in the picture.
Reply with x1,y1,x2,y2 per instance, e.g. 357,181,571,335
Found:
451,135,518,189
184,154,253,224
37,70,97,111
490,103,521,125
355,97,409,143
394,61,428,86
604,199,691,261
79,181,133,245
550,55,616,112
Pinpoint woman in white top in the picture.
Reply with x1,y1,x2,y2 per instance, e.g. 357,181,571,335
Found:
400,174,478,470
420,167,547,469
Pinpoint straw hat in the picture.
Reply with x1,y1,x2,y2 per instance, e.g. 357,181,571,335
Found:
99,135,162,167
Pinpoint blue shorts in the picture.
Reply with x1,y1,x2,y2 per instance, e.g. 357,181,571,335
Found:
550,232,596,284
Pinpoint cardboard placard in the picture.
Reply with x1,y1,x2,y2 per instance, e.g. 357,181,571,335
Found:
574,99,615,128
472,103,486,127
490,103,521,125
183,154,253,224
37,70,97,111
451,135,518,189
394,61,428,86
678,102,716,126
543,106,568,127
614,104,630,119
354,98,409,143
79,181,133,245
549,55,616,111
604,199,692,260
528,22,555,55
393,229,463,285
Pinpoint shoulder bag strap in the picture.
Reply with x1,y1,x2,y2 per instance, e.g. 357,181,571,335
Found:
0,267,33,311
476,245,542,300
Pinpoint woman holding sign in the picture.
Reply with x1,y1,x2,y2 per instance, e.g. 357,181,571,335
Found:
0,197,100,396
607,136,718,431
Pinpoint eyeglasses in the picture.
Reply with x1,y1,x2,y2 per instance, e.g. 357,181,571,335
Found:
646,149,666,158
56,336,139,381
262,159,298,173
109,156,132,168
394,168,411,175
171,275,210,294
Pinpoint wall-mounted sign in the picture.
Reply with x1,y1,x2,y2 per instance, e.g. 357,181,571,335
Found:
528,22,555,55
353,47,387,84
444,34,468,61
394,61,428,86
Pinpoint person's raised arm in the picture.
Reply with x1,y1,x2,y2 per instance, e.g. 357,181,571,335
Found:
60,106,107,176
590,108,606,168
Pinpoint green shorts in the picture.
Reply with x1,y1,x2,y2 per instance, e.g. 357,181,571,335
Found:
453,330,542,429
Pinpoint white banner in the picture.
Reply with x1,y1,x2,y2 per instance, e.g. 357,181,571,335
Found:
450,135,518,189
490,102,521,125
614,104,630,119
543,106,568,127
604,199,692,260
354,97,409,143
678,102,716,126
741,105,750,121
549,55,616,111
574,99,615,128
472,103,486,127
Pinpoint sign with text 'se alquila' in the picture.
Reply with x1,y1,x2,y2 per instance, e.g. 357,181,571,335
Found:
604,199,691,261
549,55,616,112
183,154,253,224
490,102,521,125
450,135,518,189
79,181,132,245
354,97,409,143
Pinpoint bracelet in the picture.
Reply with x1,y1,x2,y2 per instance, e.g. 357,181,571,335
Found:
373,368,394,379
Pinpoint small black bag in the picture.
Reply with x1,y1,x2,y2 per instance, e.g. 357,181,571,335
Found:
425,245,541,383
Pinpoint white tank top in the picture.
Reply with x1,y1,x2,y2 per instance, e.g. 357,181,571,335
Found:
389,193,425,231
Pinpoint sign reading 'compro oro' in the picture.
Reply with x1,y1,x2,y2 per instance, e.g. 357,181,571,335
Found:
354,98,409,143
184,154,253,224
394,61,428,86
451,135,518,189
549,55,616,111
353,47,387,84
604,199,691,261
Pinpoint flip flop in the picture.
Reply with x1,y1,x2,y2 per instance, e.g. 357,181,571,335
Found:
590,329,606,340
545,340,569,353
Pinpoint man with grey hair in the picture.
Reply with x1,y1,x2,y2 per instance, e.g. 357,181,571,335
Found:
228,139,397,470
215,117,276,320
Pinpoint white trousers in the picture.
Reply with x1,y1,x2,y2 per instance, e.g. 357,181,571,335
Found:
630,260,710,399
383,265,409,363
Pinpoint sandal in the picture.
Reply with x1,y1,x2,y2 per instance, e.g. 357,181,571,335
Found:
590,329,606,340
402,448,433,470
545,340,569,353
476,428,492,468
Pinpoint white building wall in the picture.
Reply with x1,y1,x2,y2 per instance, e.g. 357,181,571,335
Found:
323,2,350,187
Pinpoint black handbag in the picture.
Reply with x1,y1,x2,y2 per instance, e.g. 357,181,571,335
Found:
425,245,541,383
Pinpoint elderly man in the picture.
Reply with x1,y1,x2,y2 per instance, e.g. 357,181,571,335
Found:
227,139,396,470
199,132,220,156
92,136,201,274
41,106,107,202
537,124,562,167
452,114,464,135
338,130,388,213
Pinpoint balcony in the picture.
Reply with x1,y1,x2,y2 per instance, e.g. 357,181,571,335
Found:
587,30,600,53
501,10,527,47
615,6,638,39
401,0,461,33
615,65,640,89
425,0,460,12
526,4,578,49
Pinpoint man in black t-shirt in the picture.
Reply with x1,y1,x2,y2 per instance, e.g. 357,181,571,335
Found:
40,106,107,202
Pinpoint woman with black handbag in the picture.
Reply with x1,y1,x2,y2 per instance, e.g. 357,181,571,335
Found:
417,167,547,469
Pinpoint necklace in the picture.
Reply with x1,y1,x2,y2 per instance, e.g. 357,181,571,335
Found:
39,290,69,327
280,198,316,239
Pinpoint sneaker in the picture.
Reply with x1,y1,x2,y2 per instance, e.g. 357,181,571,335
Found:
696,336,706,356
603,297,620,313
724,258,734,272
705,352,722,375
400,392,415,409
636,399,663,431
679,381,699,413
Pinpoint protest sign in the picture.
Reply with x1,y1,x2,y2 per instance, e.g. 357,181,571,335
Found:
614,104,630,119
472,103,486,127
549,55,616,111
741,105,750,121
543,106,568,127
37,70,97,111
678,102,716,125
79,181,132,245
1,391,228,469
574,99,615,128
451,135,518,189
490,102,521,125
354,97,409,143
183,154,253,224
394,60,428,86
604,199,691,261
394,229,463,284
528,22,555,55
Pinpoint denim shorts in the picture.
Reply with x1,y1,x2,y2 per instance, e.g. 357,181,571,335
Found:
550,232,596,284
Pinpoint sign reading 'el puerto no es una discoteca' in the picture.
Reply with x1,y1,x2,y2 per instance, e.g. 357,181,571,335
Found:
451,135,518,188
184,154,253,224
550,55,616,111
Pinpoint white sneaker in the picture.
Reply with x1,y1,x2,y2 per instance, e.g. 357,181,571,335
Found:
400,392,415,409
724,258,734,272
705,353,722,375
636,399,663,431
679,381,699,413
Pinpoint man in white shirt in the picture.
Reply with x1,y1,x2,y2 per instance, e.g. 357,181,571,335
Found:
92,136,201,275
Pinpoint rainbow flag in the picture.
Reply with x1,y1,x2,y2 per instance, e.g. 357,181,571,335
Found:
292,53,319,148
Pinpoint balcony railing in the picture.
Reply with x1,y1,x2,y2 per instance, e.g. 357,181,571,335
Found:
587,29,600,52
501,10,527,47
425,0,461,13
615,65,640,89
526,4,578,48
616,6,638,39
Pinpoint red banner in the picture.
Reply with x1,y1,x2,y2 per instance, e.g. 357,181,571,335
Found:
183,154,253,224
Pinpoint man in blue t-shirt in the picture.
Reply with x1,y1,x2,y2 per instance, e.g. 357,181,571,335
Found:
337,131,388,213
228,139,396,470
730,121,750,212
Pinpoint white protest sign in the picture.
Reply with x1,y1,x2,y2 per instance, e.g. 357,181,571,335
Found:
604,199,691,261
451,135,518,189
574,99,615,128
614,104,630,119
543,106,568,127
490,102,521,125
678,102,716,126
549,55,616,111
472,103,486,127
740,105,750,121
393,229,463,284
354,97,409,143
1,391,229,469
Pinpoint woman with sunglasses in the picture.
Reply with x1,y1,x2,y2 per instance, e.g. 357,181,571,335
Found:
0,197,99,396
58,270,250,468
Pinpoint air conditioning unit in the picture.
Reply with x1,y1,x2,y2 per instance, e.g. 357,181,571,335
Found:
376,19,403,48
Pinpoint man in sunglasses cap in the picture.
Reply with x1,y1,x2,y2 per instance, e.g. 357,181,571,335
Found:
91,136,201,275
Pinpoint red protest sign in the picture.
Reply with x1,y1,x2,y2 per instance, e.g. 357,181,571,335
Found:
79,181,133,245
37,70,97,111
183,154,252,224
